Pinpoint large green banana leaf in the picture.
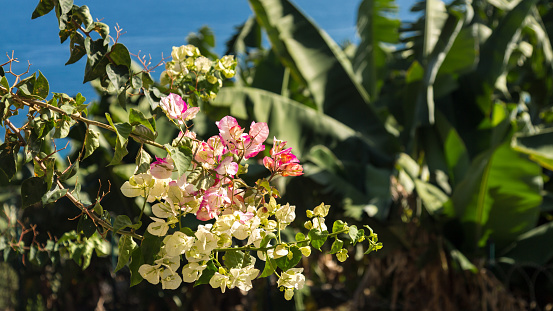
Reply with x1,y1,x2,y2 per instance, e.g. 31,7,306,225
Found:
500,221,553,265
444,142,542,252
248,0,398,154
415,7,464,126
474,0,540,113
212,86,393,164
353,0,400,100
512,128,553,170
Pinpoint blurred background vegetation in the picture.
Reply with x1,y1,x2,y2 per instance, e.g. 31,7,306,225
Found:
2,0,553,310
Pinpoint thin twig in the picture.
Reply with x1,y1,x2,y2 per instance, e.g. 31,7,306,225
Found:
0,85,165,150
4,118,143,240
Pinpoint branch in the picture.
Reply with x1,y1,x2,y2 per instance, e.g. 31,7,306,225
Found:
3,118,143,241
0,85,165,150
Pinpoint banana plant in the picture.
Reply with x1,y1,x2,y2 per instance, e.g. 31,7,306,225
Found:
205,0,553,277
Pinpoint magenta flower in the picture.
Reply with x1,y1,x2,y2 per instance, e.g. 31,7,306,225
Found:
263,138,303,177
150,156,174,179
216,116,269,159
195,136,225,169
236,211,255,224
196,185,231,221
216,156,239,176
160,93,199,125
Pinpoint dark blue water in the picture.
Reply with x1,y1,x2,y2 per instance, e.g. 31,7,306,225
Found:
1,0,415,142
1,0,373,102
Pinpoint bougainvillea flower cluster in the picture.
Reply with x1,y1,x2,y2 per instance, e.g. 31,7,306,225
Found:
119,92,381,300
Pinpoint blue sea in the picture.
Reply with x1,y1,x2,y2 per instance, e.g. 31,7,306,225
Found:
0,0,418,148
1,0,416,102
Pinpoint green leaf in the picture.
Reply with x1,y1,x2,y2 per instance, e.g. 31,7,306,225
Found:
109,43,132,68
512,128,553,170
115,235,138,272
260,232,277,249
445,241,477,273
113,215,139,233
166,145,192,177
117,90,129,112
259,256,276,278
83,37,109,83
330,238,343,254
135,147,152,174
132,124,156,141
85,22,110,40
365,240,383,254
21,177,48,208
306,145,344,175
29,245,42,266
225,16,262,56
212,87,395,160
106,64,129,92
353,0,400,99
275,245,302,271
15,73,36,97
356,228,365,244
106,113,132,166
58,160,79,182
93,202,103,216
42,186,68,205
72,5,93,28
176,228,192,237
223,250,247,269
445,143,543,251
421,0,449,59
414,179,449,215
129,247,144,286
500,221,553,265
75,93,86,106
0,144,17,181
83,127,100,159
77,213,96,238
144,88,161,110
414,7,464,126
348,225,359,242
53,115,73,139
332,220,346,233
1,76,9,89
248,0,395,148
308,229,328,251
32,0,55,19
141,72,155,90
33,70,49,100
58,0,74,14
106,113,132,145
129,108,155,133
474,0,540,112
141,231,162,264
194,260,217,286
435,114,470,186
438,25,478,75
